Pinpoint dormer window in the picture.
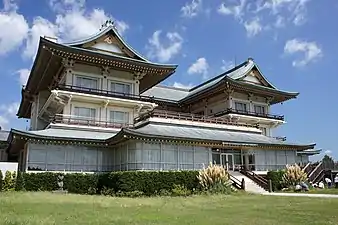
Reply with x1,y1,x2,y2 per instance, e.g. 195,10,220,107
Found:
234,102,248,112
111,81,131,95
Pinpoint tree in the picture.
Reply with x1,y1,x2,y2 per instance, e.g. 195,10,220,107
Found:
322,154,334,170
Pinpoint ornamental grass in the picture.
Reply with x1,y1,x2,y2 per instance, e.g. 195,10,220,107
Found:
197,162,230,191
282,164,307,187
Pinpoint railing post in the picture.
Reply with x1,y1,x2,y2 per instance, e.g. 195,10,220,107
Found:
269,179,273,192
241,178,245,190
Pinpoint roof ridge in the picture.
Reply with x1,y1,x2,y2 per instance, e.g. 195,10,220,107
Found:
189,60,248,92
156,85,191,91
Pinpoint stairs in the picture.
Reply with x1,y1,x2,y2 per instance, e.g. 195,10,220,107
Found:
229,171,268,194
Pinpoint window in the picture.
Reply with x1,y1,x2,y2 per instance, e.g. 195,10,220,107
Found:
75,76,98,90
110,111,129,125
111,81,131,95
74,107,96,119
234,102,247,112
254,105,266,115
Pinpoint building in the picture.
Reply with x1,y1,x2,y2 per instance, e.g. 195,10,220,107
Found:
6,21,320,173
0,129,9,161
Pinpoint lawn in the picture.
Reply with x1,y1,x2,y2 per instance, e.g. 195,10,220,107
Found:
0,192,338,225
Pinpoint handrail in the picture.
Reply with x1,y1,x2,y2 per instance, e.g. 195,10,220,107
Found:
302,162,311,174
135,109,259,128
308,162,323,182
241,170,268,190
57,84,178,104
51,114,133,129
229,174,244,190
212,108,284,121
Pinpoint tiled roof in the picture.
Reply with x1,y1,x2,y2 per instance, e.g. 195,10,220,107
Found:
123,122,314,148
141,85,190,101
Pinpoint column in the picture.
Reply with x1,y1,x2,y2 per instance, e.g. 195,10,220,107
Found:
244,153,249,171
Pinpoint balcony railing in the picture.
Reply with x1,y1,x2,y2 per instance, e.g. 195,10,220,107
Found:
212,108,284,121
56,84,177,104
134,110,258,128
51,114,133,129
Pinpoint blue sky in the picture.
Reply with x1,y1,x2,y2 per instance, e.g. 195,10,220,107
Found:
0,0,337,160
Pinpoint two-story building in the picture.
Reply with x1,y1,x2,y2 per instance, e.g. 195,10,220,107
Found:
6,21,320,173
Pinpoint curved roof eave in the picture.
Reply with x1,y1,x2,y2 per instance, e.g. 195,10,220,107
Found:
8,128,107,143
62,25,150,62
42,37,178,69
226,77,299,97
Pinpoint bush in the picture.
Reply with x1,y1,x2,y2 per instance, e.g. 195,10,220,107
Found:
3,171,16,191
283,164,307,187
267,170,286,191
64,173,99,195
0,170,3,191
15,172,25,191
23,172,59,191
197,163,231,193
171,184,191,197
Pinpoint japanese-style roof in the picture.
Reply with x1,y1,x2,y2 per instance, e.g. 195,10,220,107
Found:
143,59,299,104
297,149,322,155
141,85,190,101
0,130,9,142
8,128,114,143
63,24,149,62
114,122,315,150
7,122,316,151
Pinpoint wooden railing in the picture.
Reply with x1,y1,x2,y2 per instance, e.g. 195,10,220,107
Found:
302,162,312,175
308,162,324,182
135,110,259,128
229,174,245,190
212,108,285,121
241,170,269,191
51,114,133,129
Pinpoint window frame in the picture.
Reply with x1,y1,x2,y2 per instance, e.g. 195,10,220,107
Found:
234,101,248,112
74,75,99,90
109,80,132,95
109,110,130,125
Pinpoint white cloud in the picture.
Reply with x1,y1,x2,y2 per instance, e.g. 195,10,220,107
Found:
16,68,30,86
217,0,312,36
172,82,194,89
284,39,322,67
218,0,246,21
188,57,209,78
181,0,203,18
324,150,332,155
0,1,29,55
221,60,234,71
244,17,262,37
23,0,129,60
147,30,183,63
0,101,19,129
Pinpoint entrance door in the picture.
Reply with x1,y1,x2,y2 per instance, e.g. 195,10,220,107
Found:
221,154,234,171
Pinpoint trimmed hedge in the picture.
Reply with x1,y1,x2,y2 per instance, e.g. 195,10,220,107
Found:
18,171,200,196
23,172,59,191
267,170,285,191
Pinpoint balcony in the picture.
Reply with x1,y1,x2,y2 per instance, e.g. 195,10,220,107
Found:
51,114,133,129
213,108,284,121
56,84,177,104
134,110,259,128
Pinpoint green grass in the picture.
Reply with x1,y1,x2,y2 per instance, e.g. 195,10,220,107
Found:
281,188,338,195
0,192,338,225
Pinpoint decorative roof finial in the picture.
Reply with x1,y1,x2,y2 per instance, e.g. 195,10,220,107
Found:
100,19,117,31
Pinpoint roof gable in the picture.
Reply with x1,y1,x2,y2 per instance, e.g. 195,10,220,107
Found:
63,24,149,62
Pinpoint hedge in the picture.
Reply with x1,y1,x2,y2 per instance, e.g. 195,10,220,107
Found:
15,171,200,196
267,170,285,191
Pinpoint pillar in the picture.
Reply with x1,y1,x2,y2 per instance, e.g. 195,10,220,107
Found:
244,154,249,171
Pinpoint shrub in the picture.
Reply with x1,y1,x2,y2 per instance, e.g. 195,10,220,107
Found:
23,172,59,191
171,184,191,197
267,170,286,191
15,172,25,191
0,170,3,191
3,171,16,191
197,163,231,193
283,164,307,187
64,173,99,195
